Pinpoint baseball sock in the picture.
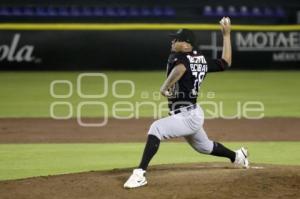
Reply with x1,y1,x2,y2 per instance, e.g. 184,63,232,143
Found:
138,134,160,170
211,142,236,162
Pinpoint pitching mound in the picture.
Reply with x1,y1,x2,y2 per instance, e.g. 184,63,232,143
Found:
1,163,299,199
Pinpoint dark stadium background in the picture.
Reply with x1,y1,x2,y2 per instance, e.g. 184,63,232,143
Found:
0,0,299,70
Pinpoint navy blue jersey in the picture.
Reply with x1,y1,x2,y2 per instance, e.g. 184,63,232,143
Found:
166,49,228,111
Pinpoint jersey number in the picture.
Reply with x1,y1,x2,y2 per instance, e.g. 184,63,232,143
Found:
192,71,205,95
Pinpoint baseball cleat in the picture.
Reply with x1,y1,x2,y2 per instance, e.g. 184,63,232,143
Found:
124,168,147,189
234,147,249,169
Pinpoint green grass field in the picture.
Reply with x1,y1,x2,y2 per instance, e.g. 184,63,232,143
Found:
0,71,300,117
0,142,299,181
0,71,299,181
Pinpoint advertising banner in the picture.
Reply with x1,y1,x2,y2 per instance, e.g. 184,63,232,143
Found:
0,24,299,70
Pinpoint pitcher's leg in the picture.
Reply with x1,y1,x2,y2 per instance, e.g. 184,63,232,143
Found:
185,127,235,162
148,114,196,140
211,142,236,162
184,127,214,154
138,134,160,170
138,115,195,171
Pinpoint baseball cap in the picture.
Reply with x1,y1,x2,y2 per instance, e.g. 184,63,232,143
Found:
169,29,196,46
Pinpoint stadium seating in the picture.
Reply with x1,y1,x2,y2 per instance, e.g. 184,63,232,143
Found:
203,5,285,18
0,6,176,18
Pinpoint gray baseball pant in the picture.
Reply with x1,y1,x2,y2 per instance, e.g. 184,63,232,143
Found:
148,105,214,154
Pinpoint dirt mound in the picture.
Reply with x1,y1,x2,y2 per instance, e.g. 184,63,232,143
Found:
1,163,299,199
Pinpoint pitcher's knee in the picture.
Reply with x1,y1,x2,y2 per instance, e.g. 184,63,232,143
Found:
148,121,162,140
194,140,214,154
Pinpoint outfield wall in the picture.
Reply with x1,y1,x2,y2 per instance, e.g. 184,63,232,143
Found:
0,23,300,70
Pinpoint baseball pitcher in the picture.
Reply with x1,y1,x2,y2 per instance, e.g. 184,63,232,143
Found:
124,17,249,189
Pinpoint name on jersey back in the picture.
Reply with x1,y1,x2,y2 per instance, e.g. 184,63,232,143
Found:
187,55,208,72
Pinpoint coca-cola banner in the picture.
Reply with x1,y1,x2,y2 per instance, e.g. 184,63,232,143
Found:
0,30,299,70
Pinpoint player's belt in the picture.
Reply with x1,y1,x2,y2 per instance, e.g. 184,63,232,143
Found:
169,104,197,115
